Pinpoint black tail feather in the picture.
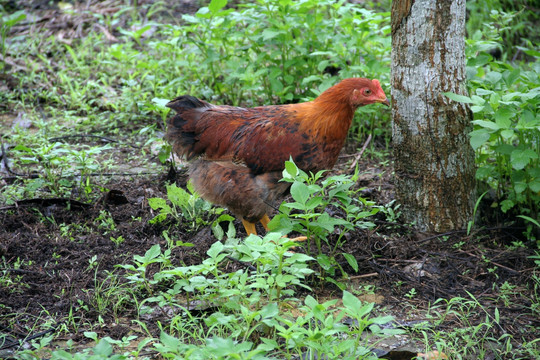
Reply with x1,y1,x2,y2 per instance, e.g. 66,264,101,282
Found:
166,96,208,112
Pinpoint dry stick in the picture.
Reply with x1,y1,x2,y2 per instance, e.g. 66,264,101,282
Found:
345,272,378,280
457,249,520,274
349,133,372,172
0,326,57,350
48,134,142,148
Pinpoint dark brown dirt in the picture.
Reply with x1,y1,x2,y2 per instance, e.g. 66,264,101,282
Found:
1,0,538,355
1,158,538,352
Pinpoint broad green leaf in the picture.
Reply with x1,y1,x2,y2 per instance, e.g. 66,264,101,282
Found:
269,77,283,93
503,68,521,86
208,0,227,14
152,97,170,108
471,105,485,113
261,29,281,40
290,181,311,205
470,95,486,105
284,160,299,178
472,120,500,131
486,71,503,85
489,92,501,109
316,254,333,270
510,149,538,170
443,92,473,103
469,129,490,150
502,92,524,102
500,199,514,213
528,179,540,193
495,144,514,155
500,129,514,139
342,290,362,311
207,241,224,259
514,182,527,194
145,244,162,261
3,10,26,27
148,197,168,210
494,107,514,127
476,88,494,96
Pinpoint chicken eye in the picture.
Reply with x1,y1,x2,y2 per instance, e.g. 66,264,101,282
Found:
364,89,372,95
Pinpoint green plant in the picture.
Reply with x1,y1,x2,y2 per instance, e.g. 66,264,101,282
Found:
0,10,26,71
148,182,219,232
271,160,379,284
116,244,172,295
444,17,539,237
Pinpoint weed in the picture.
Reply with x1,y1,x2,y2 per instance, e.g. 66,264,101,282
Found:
272,160,379,284
148,182,220,232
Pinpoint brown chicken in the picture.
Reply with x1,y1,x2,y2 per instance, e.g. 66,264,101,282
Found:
165,78,389,236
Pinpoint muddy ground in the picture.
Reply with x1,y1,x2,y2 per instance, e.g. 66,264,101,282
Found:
1,0,539,357
1,155,538,352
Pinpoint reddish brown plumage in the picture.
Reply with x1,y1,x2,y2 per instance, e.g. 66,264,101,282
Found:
165,78,389,234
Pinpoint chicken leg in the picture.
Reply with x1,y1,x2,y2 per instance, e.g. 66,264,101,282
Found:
242,214,307,242
241,214,271,236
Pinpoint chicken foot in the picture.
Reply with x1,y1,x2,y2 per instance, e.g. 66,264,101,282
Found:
242,214,307,242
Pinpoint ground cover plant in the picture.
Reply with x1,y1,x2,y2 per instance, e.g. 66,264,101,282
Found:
0,0,539,359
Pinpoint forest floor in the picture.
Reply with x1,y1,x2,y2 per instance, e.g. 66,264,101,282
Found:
1,0,539,359
2,148,538,358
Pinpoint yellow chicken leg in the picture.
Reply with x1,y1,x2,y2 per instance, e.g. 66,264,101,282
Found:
260,214,307,242
259,214,271,231
241,219,258,236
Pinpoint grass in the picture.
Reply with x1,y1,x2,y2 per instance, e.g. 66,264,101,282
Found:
1,0,539,359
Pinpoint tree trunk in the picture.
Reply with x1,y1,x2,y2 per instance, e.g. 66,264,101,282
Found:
391,0,476,232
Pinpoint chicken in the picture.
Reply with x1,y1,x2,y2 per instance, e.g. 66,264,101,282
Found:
165,78,389,236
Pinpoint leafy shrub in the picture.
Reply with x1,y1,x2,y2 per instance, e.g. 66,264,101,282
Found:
148,182,220,231
445,10,539,240
271,160,379,284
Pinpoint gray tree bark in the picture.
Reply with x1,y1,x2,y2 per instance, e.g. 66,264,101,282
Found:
391,0,476,232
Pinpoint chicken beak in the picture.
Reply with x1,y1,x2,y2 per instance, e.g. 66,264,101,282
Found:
380,97,390,107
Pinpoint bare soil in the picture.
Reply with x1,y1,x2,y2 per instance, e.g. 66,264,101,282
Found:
1,0,538,357
1,157,538,352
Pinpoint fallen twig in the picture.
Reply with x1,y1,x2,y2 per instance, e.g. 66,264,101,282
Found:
48,134,141,148
349,134,372,172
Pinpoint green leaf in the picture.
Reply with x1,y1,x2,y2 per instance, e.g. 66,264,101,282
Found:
503,68,521,86
3,10,26,27
476,88,494,96
152,97,170,108
494,107,514,127
342,290,362,311
343,253,358,272
290,181,311,205
500,129,514,139
500,199,514,213
469,129,490,150
207,241,224,259
284,160,299,177
517,215,540,228
145,244,162,261
316,254,333,271
472,120,500,131
528,179,540,193
443,92,473,103
148,197,168,210
514,182,527,194
261,29,281,40
510,149,538,170
486,71,503,85
471,105,485,113
208,0,227,14
269,77,283,93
